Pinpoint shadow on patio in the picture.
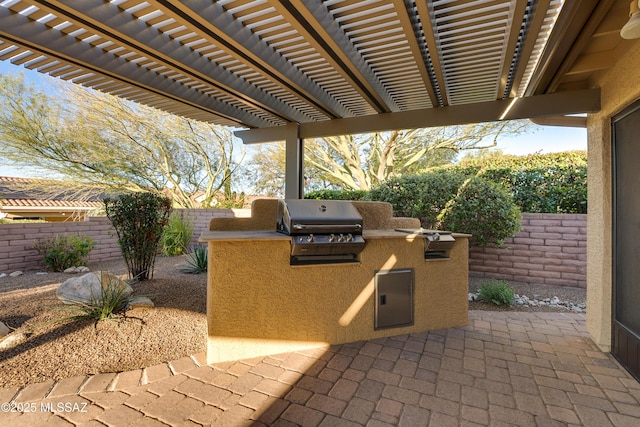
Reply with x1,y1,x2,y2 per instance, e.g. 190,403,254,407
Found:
2,310,639,426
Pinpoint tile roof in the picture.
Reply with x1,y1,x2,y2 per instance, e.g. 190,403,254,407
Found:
0,176,104,210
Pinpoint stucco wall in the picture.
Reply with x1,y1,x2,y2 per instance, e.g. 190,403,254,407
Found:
204,232,469,364
203,200,465,363
587,41,640,351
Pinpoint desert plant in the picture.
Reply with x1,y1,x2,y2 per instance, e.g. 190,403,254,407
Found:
33,234,95,271
161,211,194,256
104,192,172,280
477,280,515,306
181,245,208,274
62,274,134,323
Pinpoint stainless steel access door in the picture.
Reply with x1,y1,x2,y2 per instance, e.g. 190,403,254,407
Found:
374,269,414,330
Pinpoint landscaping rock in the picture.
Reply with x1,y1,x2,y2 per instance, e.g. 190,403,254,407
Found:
126,296,155,310
0,321,10,338
9,271,23,277
472,291,586,313
56,272,133,305
77,266,90,273
0,332,27,350
0,273,6,279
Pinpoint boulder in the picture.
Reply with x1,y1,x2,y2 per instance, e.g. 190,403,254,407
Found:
0,273,6,279
77,266,91,273
56,272,133,305
0,321,10,338
9,271,23,277
64,267,79,274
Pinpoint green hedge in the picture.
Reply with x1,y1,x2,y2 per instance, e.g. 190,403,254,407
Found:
368,170,522,246
444,151,587,213
300,152,585,243
305,189,368,200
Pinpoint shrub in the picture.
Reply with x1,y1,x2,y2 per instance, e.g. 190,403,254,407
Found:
477,279,515,306
447,151,587,213
305,189,368,200
181,245,208,274
368,170,521,245
33,234,95,272
104,192,172,281
161,211,194,256
438,176,522,246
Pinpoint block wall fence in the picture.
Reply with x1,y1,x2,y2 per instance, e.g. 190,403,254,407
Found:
0,210,586,289
469,213,587,288
0,208,247,273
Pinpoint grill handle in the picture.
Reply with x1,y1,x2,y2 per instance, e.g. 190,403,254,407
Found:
292,223,362,231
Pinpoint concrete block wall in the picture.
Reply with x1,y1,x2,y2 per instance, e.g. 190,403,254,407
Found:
0,217,121,273
0,204,408,272
2,210,587,288
183,208,250,248
0,209,251,273
469,213,587,288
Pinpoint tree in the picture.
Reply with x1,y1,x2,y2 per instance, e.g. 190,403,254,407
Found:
0,73,244,208
459,148,507,161
246,121,535,194
243,142,287,197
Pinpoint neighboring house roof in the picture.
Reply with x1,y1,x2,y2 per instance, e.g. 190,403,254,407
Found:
0,176,103,219
0,199,102,209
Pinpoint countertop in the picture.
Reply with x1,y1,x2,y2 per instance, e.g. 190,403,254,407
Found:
199,229,470,242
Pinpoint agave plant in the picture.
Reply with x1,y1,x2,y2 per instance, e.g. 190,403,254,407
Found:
181,245,208,274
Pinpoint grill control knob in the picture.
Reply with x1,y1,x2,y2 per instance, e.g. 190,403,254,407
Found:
329,234,336,242
338,234,345,242
307,234,314,243
346,233,353,242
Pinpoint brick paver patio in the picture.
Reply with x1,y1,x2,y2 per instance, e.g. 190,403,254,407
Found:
2,311,639,426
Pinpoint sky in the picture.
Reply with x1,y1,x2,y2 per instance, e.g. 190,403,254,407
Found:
0,60,587,178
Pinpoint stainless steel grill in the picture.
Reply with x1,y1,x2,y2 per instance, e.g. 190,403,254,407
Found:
276,199,365,265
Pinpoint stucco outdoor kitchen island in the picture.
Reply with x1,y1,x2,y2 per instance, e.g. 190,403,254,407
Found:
200,200,470,364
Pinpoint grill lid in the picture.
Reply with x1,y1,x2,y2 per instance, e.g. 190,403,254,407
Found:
277,199,363,235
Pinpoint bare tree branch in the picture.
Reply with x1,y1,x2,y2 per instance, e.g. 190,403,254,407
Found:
0,73,245,208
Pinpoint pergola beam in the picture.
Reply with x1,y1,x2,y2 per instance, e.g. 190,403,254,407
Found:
236,88,600,144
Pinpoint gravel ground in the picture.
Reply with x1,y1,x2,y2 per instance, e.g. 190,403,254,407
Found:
0,256,206,388
0,258,586,389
